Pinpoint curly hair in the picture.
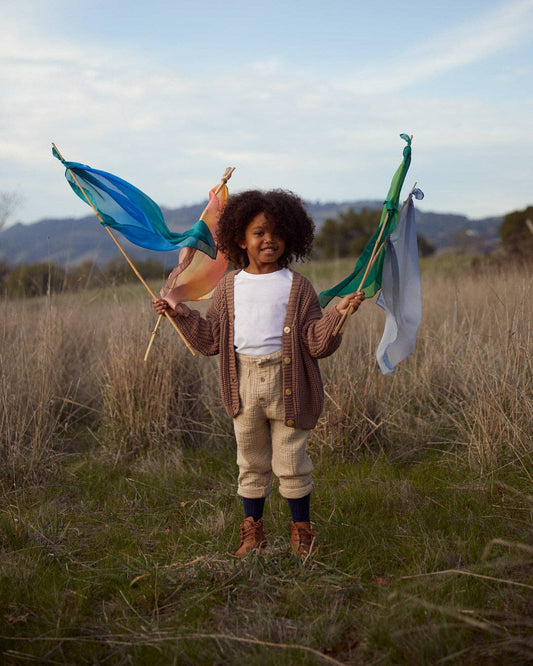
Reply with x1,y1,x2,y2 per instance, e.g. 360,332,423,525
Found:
216,189,315,269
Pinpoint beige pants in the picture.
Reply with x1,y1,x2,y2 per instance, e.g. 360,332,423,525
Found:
234,350,314,500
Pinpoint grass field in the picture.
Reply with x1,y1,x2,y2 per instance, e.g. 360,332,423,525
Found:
1,256,532,664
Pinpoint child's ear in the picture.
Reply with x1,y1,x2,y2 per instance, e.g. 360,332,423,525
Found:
236,236,247,250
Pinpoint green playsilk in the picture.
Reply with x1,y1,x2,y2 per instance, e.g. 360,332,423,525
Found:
319,134,412,306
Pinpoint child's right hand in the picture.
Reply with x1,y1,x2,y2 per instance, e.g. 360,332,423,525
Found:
152,298,188,318
153,298,175,317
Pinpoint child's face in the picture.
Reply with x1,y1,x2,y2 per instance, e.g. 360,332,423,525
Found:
238,212,286,274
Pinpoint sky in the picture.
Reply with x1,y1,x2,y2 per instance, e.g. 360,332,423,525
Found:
1,0,532,227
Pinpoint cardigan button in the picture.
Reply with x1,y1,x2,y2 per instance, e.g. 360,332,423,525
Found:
283,356,291,364
285,388,292,396
283,326,291,334
286,419,295,427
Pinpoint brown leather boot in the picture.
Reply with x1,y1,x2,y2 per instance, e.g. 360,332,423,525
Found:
290,521,318,559
234,517,267,556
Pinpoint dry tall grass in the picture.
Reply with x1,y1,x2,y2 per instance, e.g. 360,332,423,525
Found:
1,259,531,485
314,260,532,472
0,295,103,484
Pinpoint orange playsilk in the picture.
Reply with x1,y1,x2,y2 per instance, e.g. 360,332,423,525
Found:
160,183,229,310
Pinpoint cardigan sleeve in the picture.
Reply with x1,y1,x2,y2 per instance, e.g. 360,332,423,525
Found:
170,280,226,356
299,277,343,359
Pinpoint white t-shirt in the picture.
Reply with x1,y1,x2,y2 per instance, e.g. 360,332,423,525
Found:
233,268,293,356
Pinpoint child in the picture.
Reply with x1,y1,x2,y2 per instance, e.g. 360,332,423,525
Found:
153,189,364,559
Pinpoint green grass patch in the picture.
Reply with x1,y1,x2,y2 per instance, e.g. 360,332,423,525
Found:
1,448,531,664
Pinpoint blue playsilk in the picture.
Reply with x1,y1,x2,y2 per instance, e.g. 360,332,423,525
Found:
376,189,423,374
53,147,216,258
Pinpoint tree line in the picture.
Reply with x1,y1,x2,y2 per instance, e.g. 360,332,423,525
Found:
313,204,533,260
1,205,531,298
0,258,169,298
312,206,437,260
499,206,533,255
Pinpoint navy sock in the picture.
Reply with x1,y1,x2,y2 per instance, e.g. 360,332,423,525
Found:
242,497,265,521
286,494,311,523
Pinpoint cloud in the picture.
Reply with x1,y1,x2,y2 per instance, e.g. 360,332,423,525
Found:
1,2,531,224
334,0,533,94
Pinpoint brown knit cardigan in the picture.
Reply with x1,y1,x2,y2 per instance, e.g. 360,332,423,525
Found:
172,269,343,429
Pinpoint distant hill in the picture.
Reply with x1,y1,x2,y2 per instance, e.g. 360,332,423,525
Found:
0,200,502,268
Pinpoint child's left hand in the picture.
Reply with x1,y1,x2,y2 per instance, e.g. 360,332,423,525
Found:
335,291,365,315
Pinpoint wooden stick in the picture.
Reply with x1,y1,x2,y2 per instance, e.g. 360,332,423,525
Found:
335,239,386,335
144,311,164,361
143,167,235,361
332,213,391,337
52,143,196,357
333,181,417,336
332,238,386,336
